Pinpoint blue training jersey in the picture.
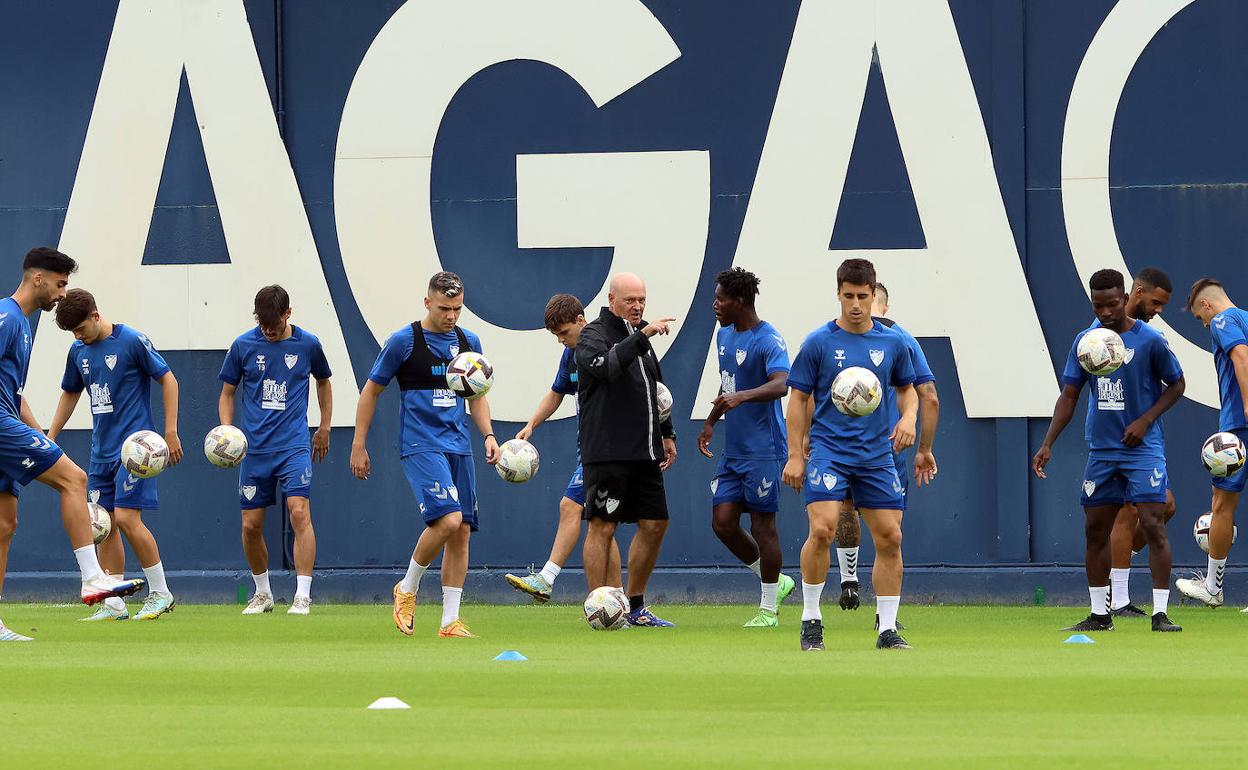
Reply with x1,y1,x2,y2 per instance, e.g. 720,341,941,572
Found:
876,318,935,432
0,297,32,420
61,324,170,464
716,320,789,460
219,326,332,454
787,320,916,468
552,346,580,462
1210,307,1248,432
1062,319,1182,460
368,325,483,456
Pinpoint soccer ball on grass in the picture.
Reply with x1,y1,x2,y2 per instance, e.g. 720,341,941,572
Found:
584,586,629,630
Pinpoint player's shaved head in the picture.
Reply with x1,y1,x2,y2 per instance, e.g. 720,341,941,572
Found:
608,272,647,325
428,271,463,298
1187,277,1227,313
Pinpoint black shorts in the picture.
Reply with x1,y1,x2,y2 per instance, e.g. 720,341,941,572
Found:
582,460,669,523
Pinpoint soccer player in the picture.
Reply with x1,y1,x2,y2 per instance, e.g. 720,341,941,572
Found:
351,271,499,638
831,282,939,617
48,289,183,621
577,272,677,627
782,258,917,651
696,267,795,627
504,294,621,602
1032,269,1184,632
1177,278,1248,609
0,248,144,642
1107,268,1178,617
219,285,332,616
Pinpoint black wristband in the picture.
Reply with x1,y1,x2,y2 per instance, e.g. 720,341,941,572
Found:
485,433,496,440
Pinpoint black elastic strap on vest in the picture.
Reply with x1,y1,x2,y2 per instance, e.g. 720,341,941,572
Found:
395,324,471,391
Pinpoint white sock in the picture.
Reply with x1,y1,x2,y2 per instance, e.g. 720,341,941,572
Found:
876,595,900,632
801,581,824,621
143,562,169,596
760,582,778,613
105,596,126,612
400,559,428,594
747,558,762,578
1089,585,1110,616
441,586,463,627
1152,588,1169,615
1110,568,1130,610
74,545,103,581
252,571,271,597
295,574,312,600
1206,557,1227,595
538,560,561,585
836,548,859,583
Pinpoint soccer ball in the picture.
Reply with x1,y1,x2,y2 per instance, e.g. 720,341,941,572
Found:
121,430,169,479
1202,432,1246,478
656,381,673,423
446,352,494,400
1077,327,1126,376
1194,512,1238,554
583,586,629,630
89,502,111,545
496,439,540,483
204,425,248,469
830,366,882,417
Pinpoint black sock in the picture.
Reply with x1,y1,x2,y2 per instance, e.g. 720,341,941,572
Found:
629,594,644,613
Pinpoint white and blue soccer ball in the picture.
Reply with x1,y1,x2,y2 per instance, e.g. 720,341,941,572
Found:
446,352,494,400
1194,512,1237,554
655,381,673,423
1201,431,1246,478
204,425,248,469
89,502,111,545
1077,327,1126,376
121,430,169,479
830,366,882,417
496,439,540,483
584,586,629,631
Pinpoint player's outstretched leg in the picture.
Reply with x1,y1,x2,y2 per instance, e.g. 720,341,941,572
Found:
0,494,30,641
394,512,462,636
81,516,129,621
286,497,315,616
1064,504,1117,631
507,497,583,603
835,502,861,611
239,507,274,614
1108,503,1146,618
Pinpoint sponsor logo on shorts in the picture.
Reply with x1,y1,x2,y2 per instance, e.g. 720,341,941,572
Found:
594,489,620,515
822,473,837,490
241,485,257,501
21,458,33,469
299,467,312,486
710,479,718,494
1083,480,1096,497
1150,468,1164,488
756,477,773,498
122,475,138,493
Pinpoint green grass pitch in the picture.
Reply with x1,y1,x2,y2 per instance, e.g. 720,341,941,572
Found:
1,603,1245,768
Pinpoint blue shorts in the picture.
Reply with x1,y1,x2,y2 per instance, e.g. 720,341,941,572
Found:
1081,455,1168,506
804,452,906,511
89,460,158,511
239,446,312,508
0,415,64,496
563,464,585,506
401,451,478,530
711,457,782,513
1213,428,1248,494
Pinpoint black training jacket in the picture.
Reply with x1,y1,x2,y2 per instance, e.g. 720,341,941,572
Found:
575,307,675,465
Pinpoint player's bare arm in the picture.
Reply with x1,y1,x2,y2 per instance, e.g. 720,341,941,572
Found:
350,380,384,480
46,389,81,443
890,383,918,452
914,382,940,485
218,381,237,426
468,395,499,464
1232,345,1248,423
782,389,813,491
1032,383,1082,479
312,376,332,463
1123,375,1184,448
158,371,183,466
516,389,563,441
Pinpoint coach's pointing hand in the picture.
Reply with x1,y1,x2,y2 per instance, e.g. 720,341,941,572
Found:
642,317,677,337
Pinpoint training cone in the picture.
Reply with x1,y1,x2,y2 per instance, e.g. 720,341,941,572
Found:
1063,634,1096,644
494,650,528,661
367,697,411,710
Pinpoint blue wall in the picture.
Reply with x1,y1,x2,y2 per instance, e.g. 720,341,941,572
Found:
1,0,1244,578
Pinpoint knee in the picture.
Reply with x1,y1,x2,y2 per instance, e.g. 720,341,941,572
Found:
1163,500,1177,522
639,519,668,537
0,514,15,541
710,513,737,540
287,501,312,531
874,525,903,555
807,520,835,548
63,467,88,496
1084,519,1112,544
559,498,581,520
241,517,264,539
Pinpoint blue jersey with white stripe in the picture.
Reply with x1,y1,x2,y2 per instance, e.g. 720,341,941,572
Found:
1210,307,1248,432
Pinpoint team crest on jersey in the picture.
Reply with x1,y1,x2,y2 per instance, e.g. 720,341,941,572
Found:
449,344,460,358
104,354,117,370
285,353,298,369
1083,480,1096,497
255,354,266,372
735,348,747,366
710,479,718,494
242,485,257,501
1123,348,1135,365
822,473,837,490
869,349,885,366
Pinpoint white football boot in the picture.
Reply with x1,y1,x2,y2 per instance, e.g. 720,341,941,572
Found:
242,592,274,614
287,596,311,616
